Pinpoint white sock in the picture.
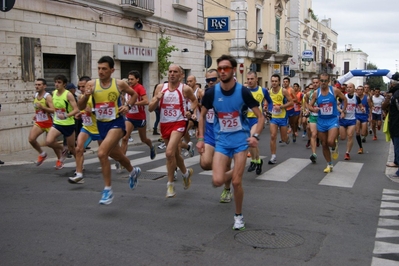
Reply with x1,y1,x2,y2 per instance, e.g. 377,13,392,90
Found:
40,152,47,156
104,186,112,190
182,170,189,178
75,173,83,178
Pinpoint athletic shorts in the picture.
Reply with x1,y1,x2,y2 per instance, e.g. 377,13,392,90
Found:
80,127,102,141
204,124,215,147
308,115,318,124
317,117,339,133
372,113,382,121
34,122,51,133
97,115,126,140
286,108,295,117
189,118,199,128
356,114,368,124
270,117,288,127
339,118,356,127
125,117,146,128
248,117,258,129
215,143,248,158
52,124,75,137
160,120,187,140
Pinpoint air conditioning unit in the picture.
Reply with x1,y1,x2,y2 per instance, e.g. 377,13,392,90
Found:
205,40,213,51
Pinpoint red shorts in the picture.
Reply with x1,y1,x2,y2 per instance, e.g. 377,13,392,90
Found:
160,120,187,140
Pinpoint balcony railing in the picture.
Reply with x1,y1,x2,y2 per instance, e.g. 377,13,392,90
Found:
120,0,154,16
263,33,292,56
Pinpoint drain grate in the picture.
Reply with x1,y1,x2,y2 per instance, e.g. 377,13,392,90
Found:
235,229,304,249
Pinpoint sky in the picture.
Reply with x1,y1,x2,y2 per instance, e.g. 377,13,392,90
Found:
312,0,399,76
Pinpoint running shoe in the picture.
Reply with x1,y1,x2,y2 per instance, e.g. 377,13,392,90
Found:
310,153,317,163
232,214,245,230
306,140,311,149
369,129,372,134
285,137,290,145
255,159,263,175
268,158,277,165
166,182,175,198
55,160,64,170
331,139,339,160
128,137,134,142
115,161,122,173
302,130,306,138
344,153,350,160
150,145,156,160
99,189,113,205
36,153,47,166
220,189,232,203
373,136,377,141
357,148,363,154
247,162,256,172
293,135,296,143
129,167,141,190
187,142,194,157
323,164,333,173
174,168,178,181
183,168,193,190
158,142,166,150
68,176,84,184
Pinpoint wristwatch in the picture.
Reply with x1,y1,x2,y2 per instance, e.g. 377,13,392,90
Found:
189,109,194,114
125,103,132,110
252,133,260,140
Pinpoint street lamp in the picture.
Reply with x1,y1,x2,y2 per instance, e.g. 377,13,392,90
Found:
246,29,264,47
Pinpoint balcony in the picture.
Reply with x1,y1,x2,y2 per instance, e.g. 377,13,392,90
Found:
318,62,339,76
120,0,154,16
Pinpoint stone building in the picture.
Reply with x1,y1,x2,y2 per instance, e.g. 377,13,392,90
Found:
0,0,205,153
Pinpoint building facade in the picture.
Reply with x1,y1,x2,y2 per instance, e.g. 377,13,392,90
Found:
336,44,368,88
0,0,205,153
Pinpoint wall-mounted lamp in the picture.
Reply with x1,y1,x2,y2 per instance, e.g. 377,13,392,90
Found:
246,29,264,47
182,48,189,52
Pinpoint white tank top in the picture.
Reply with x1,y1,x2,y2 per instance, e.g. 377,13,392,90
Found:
159,83,186,123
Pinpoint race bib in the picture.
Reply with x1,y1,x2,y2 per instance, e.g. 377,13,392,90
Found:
206,109,214,123
347,103,356,113
81,112,93,126
162,104,180,117
95,102,116,120
55,108,67,120
271,104,282,115
35,110,48,122
218,111,242,132
128,105,139,114
320,103,333,115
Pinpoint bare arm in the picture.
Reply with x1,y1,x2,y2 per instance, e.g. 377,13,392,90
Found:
78,80,95,110
66,92,80,118
282,88,294,109
148,84,164,112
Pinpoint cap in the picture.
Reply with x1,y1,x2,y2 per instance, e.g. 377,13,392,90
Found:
66,83,76,90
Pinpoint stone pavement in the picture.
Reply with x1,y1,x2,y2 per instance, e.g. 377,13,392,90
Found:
0,130,163,166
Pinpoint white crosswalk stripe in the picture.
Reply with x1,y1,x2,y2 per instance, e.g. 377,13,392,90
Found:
256,158,311,182
199,156,267,176
372,189,399,265
63,151,143,168
319,161,363,188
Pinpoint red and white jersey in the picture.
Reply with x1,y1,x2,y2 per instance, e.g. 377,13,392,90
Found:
125,83,147,120
372,95,384,114
159,83,187,124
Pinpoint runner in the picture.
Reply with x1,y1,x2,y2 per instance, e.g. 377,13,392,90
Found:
197,54,264,230
45,75,80,169
28,78,63,166
308,73,347,172
355,85,372,154
149,64,198,198
268,74,294,164
68,76,103,184
371,87,385,140
304,77,320,163
79,56,141,205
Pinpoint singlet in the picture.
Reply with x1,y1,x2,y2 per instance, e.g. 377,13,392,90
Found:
316,86,338,119
342,94,357,120
372,95,384,114
356,94,369,118
247,86,264,118
159,83,186,124
213,83,250,147
53,89,74,126
269,87,286,119
309,90,318,116
286,87,295,111
294,91,303,112
125,83,146,120
33,92,52,127
93,78,121,122
80,94,99,134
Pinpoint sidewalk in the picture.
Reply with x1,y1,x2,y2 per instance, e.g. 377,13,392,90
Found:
0,130,163,166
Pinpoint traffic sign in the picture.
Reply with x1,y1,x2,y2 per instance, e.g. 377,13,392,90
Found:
204,55,212,68
302,50,314,62
0,0,15,12
239,63,244,74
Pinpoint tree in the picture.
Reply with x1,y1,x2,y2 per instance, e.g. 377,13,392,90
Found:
158,36,178,81
366,62,386,90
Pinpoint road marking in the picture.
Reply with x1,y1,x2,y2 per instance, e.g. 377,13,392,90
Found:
256,158,311,182
148,155,200,173
382,195,399,201
375,228,399,238
383,189,399,194
378,218,399,227
318,161,363,188
63,151,143,168
373,241,399,254
198,156,267,176
371,256,399,266
379,209,399,217
381,201,399,208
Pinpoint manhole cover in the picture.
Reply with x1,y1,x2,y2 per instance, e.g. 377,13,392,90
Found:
235,229,304,249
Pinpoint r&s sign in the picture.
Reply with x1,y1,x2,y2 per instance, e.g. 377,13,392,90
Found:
207,17,230,33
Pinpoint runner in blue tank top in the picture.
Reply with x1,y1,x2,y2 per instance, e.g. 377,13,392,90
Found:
197,55,264,231
308,73,347,173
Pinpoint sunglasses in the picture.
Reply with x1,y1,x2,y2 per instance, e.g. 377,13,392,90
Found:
205,77,218,83
320,79,329,83
217,66,233,72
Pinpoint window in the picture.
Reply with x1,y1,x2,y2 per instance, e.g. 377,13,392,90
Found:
344,62,350,74
276,17,280,52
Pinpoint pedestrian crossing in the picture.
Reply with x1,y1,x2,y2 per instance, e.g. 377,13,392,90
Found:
59,150,373,189
371,189,399,266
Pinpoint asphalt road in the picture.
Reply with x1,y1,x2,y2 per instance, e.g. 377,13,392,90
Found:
1,129,398,266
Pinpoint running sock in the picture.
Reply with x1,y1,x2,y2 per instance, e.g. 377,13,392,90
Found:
356,135,362,148
75,173,83,178
104,186,112,190
182,171,189,178
40,152,47,156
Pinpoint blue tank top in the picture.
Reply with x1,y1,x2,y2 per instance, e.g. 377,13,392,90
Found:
355,94,369,119
316,86,338,119
213,83,250,147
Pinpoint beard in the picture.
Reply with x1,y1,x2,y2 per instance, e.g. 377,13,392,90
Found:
220,74,234,84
